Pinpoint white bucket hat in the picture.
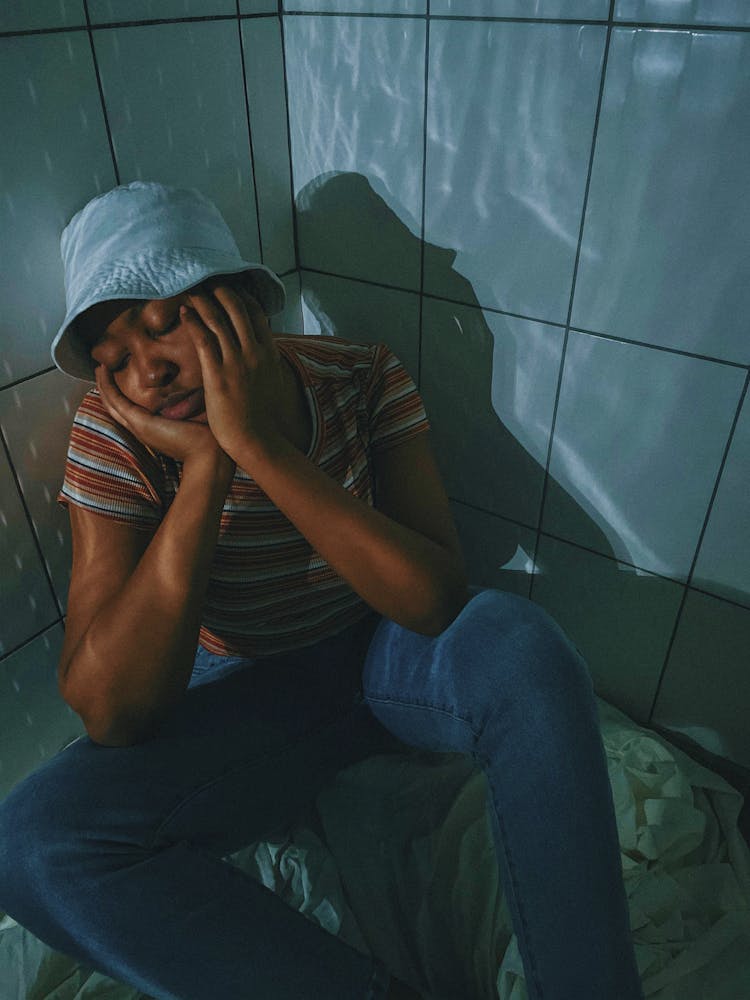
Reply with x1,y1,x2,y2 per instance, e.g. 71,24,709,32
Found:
51,180,286,381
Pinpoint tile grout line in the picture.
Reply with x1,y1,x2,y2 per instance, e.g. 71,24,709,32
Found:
296,266,750,373
83,0,120,187
645,369,750,723
529,0,617,601
236,0,265,265
3,14,749,39
0,422,65,628
416,1,430,391
451,494,750,607
0,618,65,666
278,2,303,294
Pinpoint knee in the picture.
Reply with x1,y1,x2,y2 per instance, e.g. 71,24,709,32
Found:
0,756,93,921
438,588,593,706
0,770,56,913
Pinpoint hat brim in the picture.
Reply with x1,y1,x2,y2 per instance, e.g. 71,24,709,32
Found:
51,248,287,381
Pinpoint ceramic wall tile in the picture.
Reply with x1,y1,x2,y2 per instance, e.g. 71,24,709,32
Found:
0,0,84,32
285,1,424,11
0,446,59,657
420,297,564,527
450,501,536,599
241,1,279,12
301,271,420,381
692,387,750,607
615,0,750,28
285,16,426,289
0,625,84,801
544,332,746,581
431,0,608,17
652,590,750,767
93,20,262,262
0,371,89,614
572,28,750,363
88,0,234,21
532,534,684,723
271,271,304,335
424,19,605,322
241,16,296,275
0,32,117,388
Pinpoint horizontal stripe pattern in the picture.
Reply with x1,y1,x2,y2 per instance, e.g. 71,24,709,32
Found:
57,336,430,657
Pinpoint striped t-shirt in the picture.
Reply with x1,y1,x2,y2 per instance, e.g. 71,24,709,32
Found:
57,336,430,658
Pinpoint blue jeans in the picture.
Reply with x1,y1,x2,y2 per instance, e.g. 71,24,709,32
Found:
0,590,643,999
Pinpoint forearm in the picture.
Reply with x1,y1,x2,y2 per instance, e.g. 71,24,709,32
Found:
64,453,233,745
236,436,468,635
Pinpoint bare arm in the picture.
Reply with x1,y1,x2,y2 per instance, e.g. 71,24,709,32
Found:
59,449,234,747
233,430,468,635
183,286,469,635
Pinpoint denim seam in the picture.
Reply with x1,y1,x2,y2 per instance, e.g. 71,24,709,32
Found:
146,705,363,851
364,694,482,738
477,747,545,1000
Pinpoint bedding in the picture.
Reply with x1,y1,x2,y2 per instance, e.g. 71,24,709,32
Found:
1,695,748,999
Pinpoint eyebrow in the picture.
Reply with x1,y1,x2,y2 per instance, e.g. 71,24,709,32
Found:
87,302,146,348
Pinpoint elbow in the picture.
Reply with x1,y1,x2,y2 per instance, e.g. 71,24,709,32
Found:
60,678,160,748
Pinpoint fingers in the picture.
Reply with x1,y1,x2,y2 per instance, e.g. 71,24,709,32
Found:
184,283,246,362
185,281,276,364
95,364,135,427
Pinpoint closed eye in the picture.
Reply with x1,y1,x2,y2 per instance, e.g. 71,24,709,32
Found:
153,316,180,337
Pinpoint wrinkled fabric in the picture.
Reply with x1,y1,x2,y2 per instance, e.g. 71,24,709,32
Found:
1,696,748,1000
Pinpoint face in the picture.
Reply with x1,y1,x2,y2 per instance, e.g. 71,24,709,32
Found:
80,286,209,423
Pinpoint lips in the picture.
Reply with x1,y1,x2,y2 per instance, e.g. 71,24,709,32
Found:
159,388,205,420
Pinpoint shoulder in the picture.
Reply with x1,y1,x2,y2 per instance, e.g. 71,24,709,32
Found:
275,335,401,385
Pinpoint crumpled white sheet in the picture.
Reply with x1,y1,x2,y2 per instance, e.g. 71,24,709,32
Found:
1,695,748,999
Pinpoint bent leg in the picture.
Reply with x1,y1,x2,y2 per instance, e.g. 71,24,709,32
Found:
0,624,395,1000
362,589,643,1000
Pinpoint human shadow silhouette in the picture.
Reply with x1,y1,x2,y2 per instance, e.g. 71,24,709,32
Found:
292,168,750,840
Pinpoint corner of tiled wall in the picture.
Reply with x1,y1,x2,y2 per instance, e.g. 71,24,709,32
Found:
1,0,749,797
282,0,750,771
0,0,295,798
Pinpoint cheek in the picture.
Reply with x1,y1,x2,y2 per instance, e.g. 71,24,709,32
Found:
112,371,143,403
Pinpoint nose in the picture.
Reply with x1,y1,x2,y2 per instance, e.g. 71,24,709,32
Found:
133,349,177,389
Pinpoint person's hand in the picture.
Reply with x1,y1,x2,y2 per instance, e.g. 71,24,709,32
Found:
180,282,288,463
95,363,231,471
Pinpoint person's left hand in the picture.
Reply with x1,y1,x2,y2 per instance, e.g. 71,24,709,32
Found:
181,281,287,464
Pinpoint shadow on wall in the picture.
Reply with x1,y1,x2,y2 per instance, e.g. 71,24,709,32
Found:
294,171,693,733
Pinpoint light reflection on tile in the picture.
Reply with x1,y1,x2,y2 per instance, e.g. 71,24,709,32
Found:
532,533,683,723
0,448,59,657
652,590,750,766
272,272,304,337
544,332,745,581
285,0,424,11
432,0,608,16
93,20,262,262
0,370,89,613
615,0,750,28
0,32,116,387
0,625,84,801
88,0,234,20
286,16,426,289
572,28,750,362
451,501,536,600
0,1,84,31
424,19,605,322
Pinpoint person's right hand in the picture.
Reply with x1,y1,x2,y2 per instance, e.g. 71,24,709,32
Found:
95,363,230,469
